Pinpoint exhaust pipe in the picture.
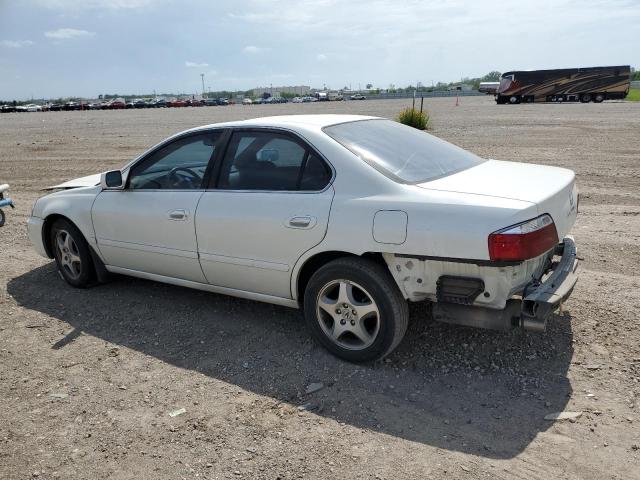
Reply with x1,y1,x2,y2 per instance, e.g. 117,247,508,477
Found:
432,299,550,333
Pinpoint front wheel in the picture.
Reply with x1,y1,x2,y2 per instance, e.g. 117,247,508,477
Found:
50,218,95,287
303,257,409,362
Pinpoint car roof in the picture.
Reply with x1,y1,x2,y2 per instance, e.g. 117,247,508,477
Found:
193,114,380,131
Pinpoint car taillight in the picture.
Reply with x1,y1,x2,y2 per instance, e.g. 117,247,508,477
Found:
488,214,558,262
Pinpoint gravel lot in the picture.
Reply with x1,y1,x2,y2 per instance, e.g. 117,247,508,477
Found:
1,97,639,479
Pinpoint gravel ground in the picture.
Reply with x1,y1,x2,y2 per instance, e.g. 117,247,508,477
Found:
1,97,639,479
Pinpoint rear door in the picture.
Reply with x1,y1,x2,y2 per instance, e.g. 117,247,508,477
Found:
195,128,334,299
92,130,223,282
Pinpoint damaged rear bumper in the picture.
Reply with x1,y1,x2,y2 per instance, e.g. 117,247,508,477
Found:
433,236,579,331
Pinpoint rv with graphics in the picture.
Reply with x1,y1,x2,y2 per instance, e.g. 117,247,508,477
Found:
496,66,630,104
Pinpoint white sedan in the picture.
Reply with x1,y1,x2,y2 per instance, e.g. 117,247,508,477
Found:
27,115,579,362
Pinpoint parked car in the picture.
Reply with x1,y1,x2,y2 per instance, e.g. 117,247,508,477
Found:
49,104,63,112
350,94,366,100
291,97,303,103
150,99,167,108
27,115,579,362
242,98,253,105
167,99,188,107
24,104,43,112
205,98,219,106
1,104,17,113
216,98,229,106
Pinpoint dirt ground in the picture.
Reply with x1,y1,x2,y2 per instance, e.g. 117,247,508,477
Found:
1,97,639,479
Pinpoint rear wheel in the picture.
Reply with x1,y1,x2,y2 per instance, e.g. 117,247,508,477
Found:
50,218,94,287
593,93,605,103
303,257,409,362
580,93,592,103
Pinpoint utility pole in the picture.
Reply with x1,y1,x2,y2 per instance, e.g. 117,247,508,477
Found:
200,73,205,97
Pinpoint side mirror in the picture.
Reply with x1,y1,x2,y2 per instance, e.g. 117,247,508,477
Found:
101,170,124,190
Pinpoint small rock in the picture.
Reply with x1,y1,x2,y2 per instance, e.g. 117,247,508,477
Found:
118,385,127,390
305,382,324,395
632,444,639,451
585,364,601,370
544,411,583,421
297,402,319,412
460,465,470,472
168,408,186,417
49,393,68,399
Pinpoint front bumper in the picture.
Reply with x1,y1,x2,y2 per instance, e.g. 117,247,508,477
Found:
27,216,49,258
432,236,579,331
519,235,579,331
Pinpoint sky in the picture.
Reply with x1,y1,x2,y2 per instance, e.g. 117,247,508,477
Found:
0,0,638,100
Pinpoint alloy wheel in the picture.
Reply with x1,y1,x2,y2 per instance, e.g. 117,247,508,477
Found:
55,229,82,280
316,279,380,350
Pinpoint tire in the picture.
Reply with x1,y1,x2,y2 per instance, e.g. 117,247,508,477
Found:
580,93,592,103
303,257,409,362
0,209,4,227
50,218,95,287
593,93,605,103
509,96,520,104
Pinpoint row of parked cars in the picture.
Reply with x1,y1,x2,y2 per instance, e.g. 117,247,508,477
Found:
2,93,368,113
0,97,232,113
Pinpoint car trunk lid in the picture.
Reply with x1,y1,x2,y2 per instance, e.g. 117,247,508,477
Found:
416,159,578,238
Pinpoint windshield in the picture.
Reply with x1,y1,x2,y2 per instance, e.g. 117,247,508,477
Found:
323,119,485,183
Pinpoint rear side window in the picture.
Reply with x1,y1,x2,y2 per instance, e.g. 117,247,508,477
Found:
324,119,485,183
218,131,331,191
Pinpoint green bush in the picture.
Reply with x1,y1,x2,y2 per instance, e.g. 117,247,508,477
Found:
397,107,430,130
627,88,640,102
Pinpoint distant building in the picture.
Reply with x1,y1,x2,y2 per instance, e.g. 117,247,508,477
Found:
253,85,311,97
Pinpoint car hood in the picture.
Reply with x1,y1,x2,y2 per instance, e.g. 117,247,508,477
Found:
44,173,101,190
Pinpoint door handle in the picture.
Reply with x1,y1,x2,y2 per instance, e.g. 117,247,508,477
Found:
287,215,316,229
168,209,189,221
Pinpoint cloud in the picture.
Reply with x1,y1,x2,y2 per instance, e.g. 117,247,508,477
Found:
185,61,209,68
36,0,156,9
242,45,263,54
316,53,327,62
45,28,95,39
0,40,35,48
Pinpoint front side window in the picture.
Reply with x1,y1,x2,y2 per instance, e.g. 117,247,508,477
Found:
324,119,484,184
128,132,220,190
218,131,331,191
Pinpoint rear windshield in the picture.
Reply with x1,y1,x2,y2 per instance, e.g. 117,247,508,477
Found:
324,119,485,183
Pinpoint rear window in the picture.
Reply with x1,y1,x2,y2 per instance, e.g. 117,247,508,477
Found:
324,119,485,183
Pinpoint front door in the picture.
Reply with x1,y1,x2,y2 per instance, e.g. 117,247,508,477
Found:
93,131,222,283
195,129,335,298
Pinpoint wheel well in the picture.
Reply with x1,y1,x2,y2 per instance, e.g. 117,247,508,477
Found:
295,251,387,304
41,214,69,258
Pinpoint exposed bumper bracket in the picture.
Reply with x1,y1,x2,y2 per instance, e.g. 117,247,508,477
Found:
432,236,579,332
